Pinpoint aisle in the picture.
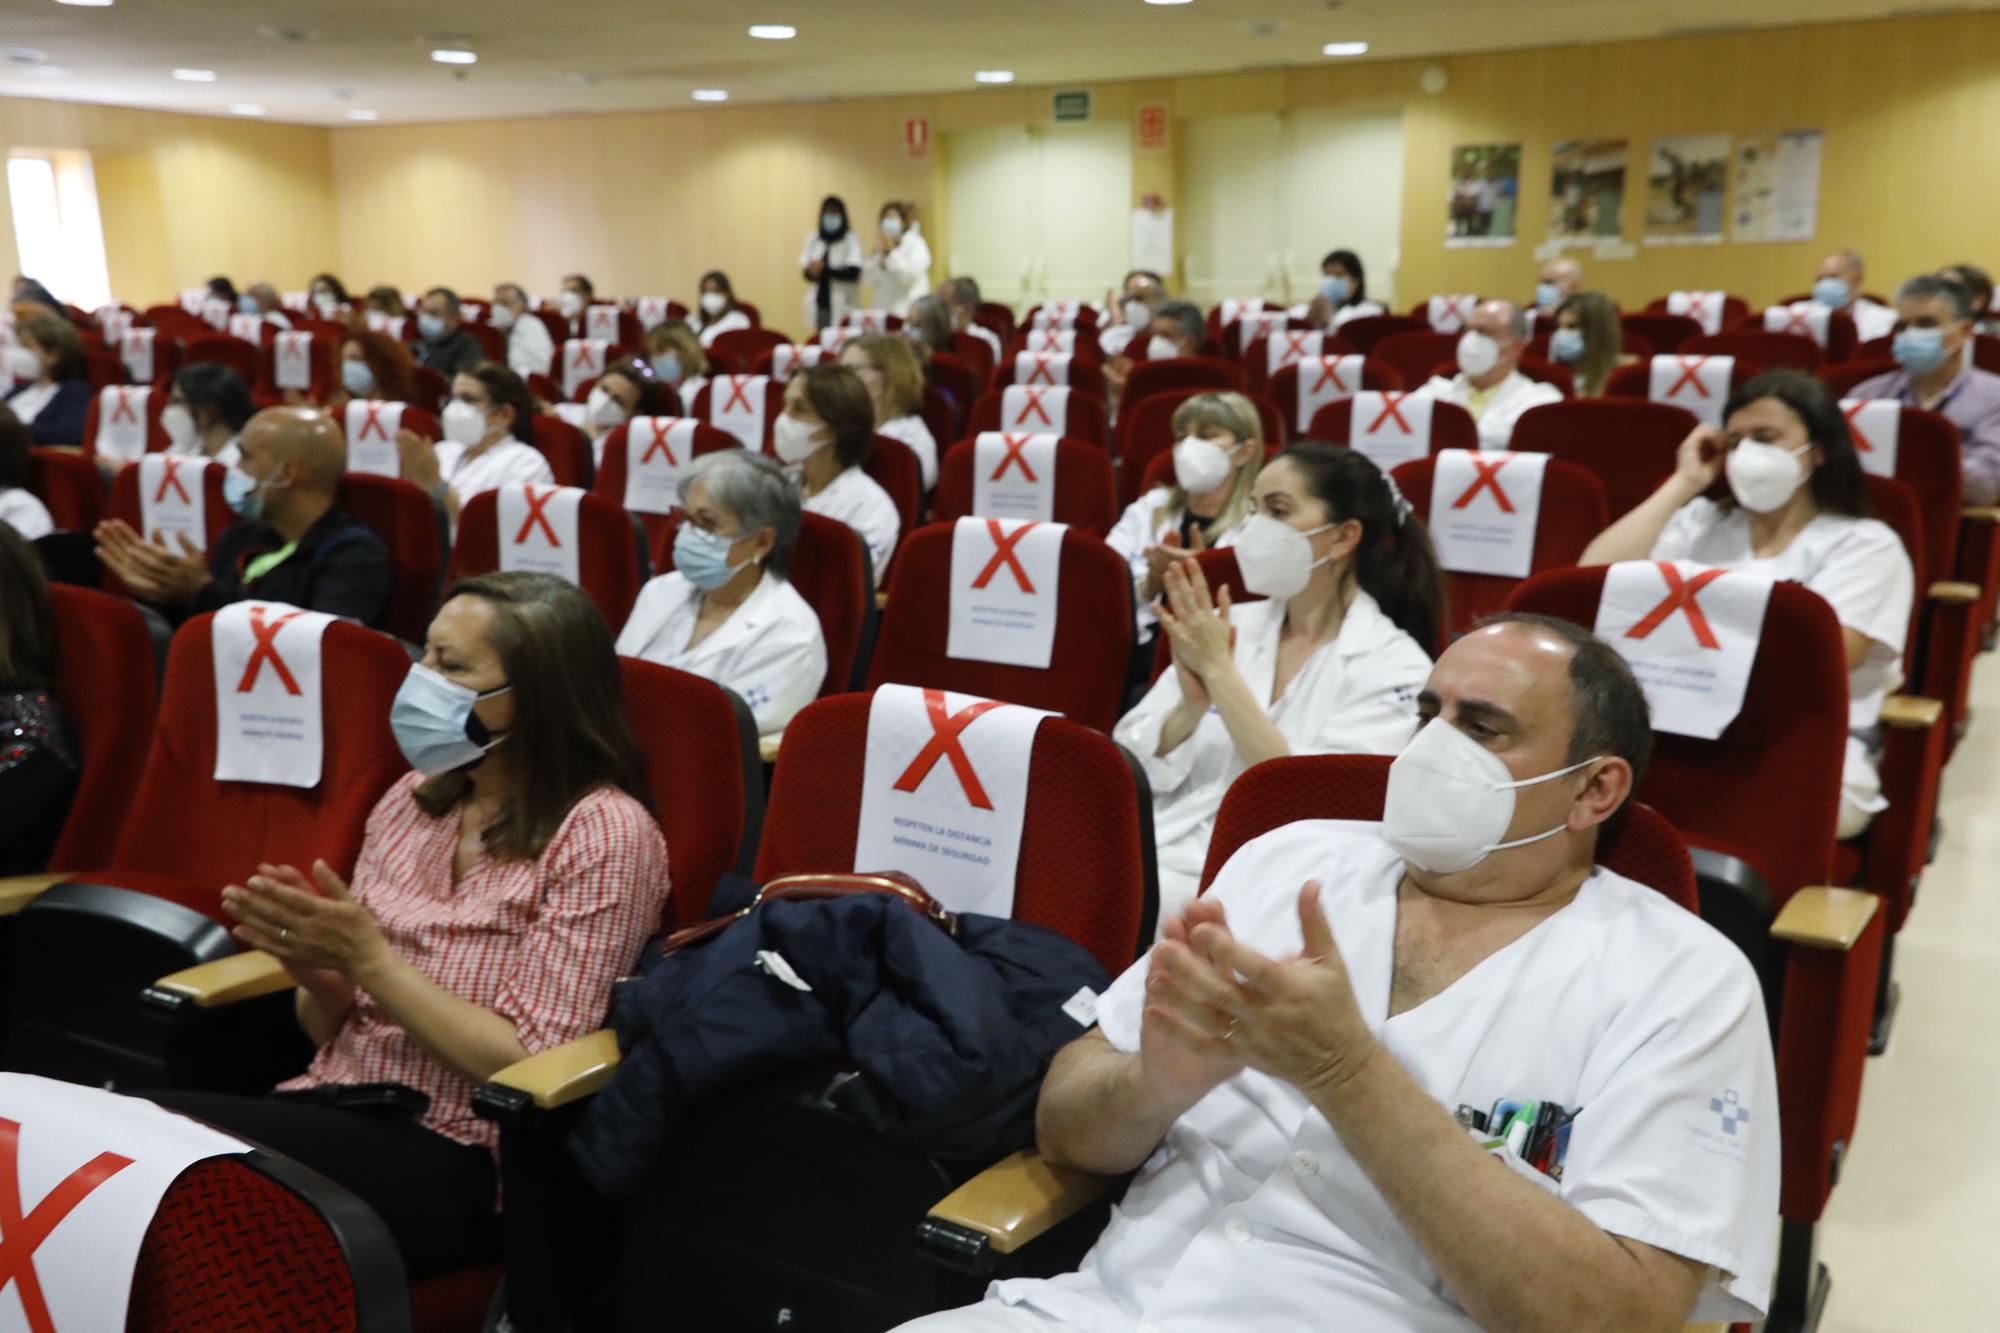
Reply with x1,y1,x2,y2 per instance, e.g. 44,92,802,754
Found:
1819,649,2000,1331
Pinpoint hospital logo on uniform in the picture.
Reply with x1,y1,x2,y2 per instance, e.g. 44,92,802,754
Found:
1709,1088,1749,1136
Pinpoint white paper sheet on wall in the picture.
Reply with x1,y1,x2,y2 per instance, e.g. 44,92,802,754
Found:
1732,130,1822,244
1131,207,1175,275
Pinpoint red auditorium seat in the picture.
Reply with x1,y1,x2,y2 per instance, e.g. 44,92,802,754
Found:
1643,293,1751,332
26,447,106,531
926,351,983,434
1747,305,1861,364
1604,355,1764,406
182,335,261,384
1268,358,1404,440
254,330,339,406
35,585,159,872
592,417,740,549
1686,330,1823,372
1367,330,1459,390
691,376,786,453
993,351,1109,403
1818,357,1900,399
868,521,1133,730
933,435,1118,536
450,487,642,632
1507,398,1701,519
1239,330,1357,396
101,458,232,598
708,327,790,376
527,413,595,489
950,331,997,389
1304,395,1479,454
1115,356,1245,421
965,387,1109,449
411,365,449,414
1619,313,1704,355
863,433,923,571
1330,314,1427,354
336,472,445,644
82,384,170,462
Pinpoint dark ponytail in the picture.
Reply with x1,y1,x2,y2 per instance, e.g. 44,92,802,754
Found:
1279,441,1443,657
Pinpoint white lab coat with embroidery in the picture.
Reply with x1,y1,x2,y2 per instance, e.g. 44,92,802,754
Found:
1420,370,1564,451
615,570,827,739
1112,590,1429,925
862,227,933,317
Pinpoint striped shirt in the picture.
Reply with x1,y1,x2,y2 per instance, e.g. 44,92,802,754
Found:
279,771,670,1150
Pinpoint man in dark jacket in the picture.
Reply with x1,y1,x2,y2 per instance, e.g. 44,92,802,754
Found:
412,287,486,380
94,406,393,628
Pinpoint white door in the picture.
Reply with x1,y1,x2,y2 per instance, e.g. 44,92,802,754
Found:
944,127,1038,309
1180,114,1287,310
1283,107,1406,312
944,122,1132,314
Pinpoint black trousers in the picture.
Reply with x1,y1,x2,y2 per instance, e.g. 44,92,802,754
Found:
148,1089,500,1281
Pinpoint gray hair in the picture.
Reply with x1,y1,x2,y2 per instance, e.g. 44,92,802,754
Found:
1833,248,1865,276
908,295,955,353
1157,299,1204,347
943,275,981,307
424,286,462,316
1898,273,1973,322
677,449,803,579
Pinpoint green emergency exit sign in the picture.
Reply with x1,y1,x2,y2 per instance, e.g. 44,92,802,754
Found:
1052,89,1091,122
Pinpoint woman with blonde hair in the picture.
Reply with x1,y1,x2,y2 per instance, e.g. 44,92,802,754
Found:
1548,291,1636,398
645,321,709,413
838,332,938,490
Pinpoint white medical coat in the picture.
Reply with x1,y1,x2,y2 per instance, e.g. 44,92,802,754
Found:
801,463,900,585
615,570,827,738
799,230,866,329
1419,370,1564,451
863,227,934,317
690,309,752,350
879,413,939,491
507,315,557,379
1104,487,1247,643
435,437,555,535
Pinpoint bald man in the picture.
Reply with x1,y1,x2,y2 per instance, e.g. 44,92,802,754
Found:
1420,299,1564,449
241,281,294,330
1811,249,1897,342
94,406,392,627
1535,258,1582,313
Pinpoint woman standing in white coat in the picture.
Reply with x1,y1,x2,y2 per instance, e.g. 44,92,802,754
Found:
1114,443,1439,927
777,363,901,584
862,202,932,318
800,195,864,332
616,450,828,739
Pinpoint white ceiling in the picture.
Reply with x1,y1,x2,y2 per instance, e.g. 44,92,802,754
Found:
0,0,1993,127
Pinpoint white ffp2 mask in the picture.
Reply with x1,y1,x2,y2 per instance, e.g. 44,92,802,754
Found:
1146,334,1182,363
1383,717,1601,874
442,399,489,446
772,412,825,464
1456,330,1501,378
1172,435,1234,494
1725,440,1811,514
1232,513,1333,600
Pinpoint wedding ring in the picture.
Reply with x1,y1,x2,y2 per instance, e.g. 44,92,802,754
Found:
279,927,291,944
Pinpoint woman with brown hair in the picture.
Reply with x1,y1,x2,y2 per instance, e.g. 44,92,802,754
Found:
3,311,91,445
0,520,78,873
153,570,669,1281
839,331,938,489
778,362,900,580
1548,291,1636,398
330,329,419,410
398,361,555,532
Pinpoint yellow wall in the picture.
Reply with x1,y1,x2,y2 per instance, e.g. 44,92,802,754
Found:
0,95,338,307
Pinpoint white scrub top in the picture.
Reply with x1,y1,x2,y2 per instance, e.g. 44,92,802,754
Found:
435,436,556,532
878,413,938,491
1651,498,1913,828
1104,486,1247,643
991,822,1780,1332
691,309,752,350
1283,299,1388,333
863,226,934,318
801,463,900,585
1112,591,1429,923
615,569,828,738
0,487,54,540
1419,370,1564,451
507,315,557,379
1847,296,1898,345
799,231,866,330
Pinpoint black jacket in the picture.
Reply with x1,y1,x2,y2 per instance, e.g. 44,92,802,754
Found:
193,504,393,628
414,329,486,380
569,894,1109,1195
7,379,92,446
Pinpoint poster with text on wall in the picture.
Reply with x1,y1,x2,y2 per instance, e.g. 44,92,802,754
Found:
1732,130,1822,244
1644,134,1730,246
1446,143,1520,248
1547,139,1628,249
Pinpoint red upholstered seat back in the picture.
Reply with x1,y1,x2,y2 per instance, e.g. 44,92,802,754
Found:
1388,455,1610,636
449,488,641,632
1197,753,1697,911
966,388,1108,448
1503,567,1846,906
863,434,922,572
1508,398,1699,520
182,335,261,383
81,384,170,460
1643,294,1751,330
1369,331,1459,391
26,447,106,530
44,585,158,871
1332,315,1428,354
1268,359,1404,440
1864,475,1927,679
1620,313,1705,354
1304,395,1479,453
867,521,1133,731
101,614,412,920
1686,330,1822,372
253,330,338,406
593,419,740,552
1816,357,1898,398
754,692,1156,974
1239,331,1357,396
336,473,444,643
526,413,594,489
993,351,1108,403
1116,357,1245,420
708,327,790,376
934,435,1118,537
1876,406,1963,606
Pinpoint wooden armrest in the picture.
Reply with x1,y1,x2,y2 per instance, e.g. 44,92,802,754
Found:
1963,506,2000,522
151,951,292,1008
1929,580,1982,605
486,1029,621,1110
759,733,782,763
1879,695,1943,729
926,1149,1115,1257
0,874,67,918
1771,886,1879,950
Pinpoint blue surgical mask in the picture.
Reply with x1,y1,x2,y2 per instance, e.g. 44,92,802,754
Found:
1549,327,1586,363
674,523,753,590
821,211,843,235
1812,277,1850,309
1535,282,1562,310
1893,326,1949,375
341,359,376,396
237,294,259,315
651,353,683,385
390,663,513,777
223,466,267,521
417,313,447,341
1319,275,1351,304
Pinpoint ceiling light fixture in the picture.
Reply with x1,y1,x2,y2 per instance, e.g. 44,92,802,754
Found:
55,0,115,7
747,24,797,39
33,65,73,76
692,88,729,102
172,68,217,82
1144,0,1196,7
430,48,477,65
347,109,379,121
1322,41,1369,56
974,70,1014,83
231,103,266,116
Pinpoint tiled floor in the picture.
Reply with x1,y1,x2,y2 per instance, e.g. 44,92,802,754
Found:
1817,649,2000,1332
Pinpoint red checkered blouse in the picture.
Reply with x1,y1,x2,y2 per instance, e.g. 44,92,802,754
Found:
279,771,670,1151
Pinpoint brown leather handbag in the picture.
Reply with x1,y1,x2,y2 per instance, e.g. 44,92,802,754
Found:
655,870,958,958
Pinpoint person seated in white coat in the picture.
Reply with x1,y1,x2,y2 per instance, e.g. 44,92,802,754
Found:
1286,248,1385,332
1419,298,1562,450
779,363,900,584
1811,248,1898,344
937,275,1003,363
1113,443,1438,926
862,201,932,318
0,405,54,540
801,195,865,332
1582,369,1912,839
688,270,752,350
1099,270,1168,358
839,332,938,491
644,321,708,416
397,362,554,534
616,450,827,739
1105,299,1205,408
581,360,652,468
895,615,1780,1333
1107,391,1262,679
491,283,557,380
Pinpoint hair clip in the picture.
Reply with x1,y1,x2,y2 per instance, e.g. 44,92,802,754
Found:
1383,473,1413,526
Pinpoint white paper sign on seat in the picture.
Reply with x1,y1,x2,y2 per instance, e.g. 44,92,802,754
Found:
771,344,826,383
1427,449,1549,578
1647,355,1735,426
1763,302,1831,347
945,517,1067,668
1427,294,1479,332
228,314,265,345
624,417,701,515
1350,391,1435,471
1295,354,1368,432
343,399,406,477
1001,385,1071,434
971,433,1060,524
586,304,622,344
1667,290,1728,336
635,297,674,331
274,332,315,391
1024,329,1077,355
562,338,610,400
137,455,209,550
1014,353,1073,388
1593,560,1775,739
707,374,772,452
95,386,151,463
120,329,157,386
1267,330,1325,379
1839,399,1901,477
497,483,585,585
211,601,336,786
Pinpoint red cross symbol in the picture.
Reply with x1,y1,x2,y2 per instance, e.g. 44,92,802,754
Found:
570,341,599,369
1025,354,1060,386
0,1117,137,1333
513,485,563,546
1666,357,1713,399
1625,564,1727,650
1842,400,1882,452
1282,333,1314,363
108,389,140,425
1437,295,1471,323
1451,456,1516,512
1014,387,1055,427
891,689,1005,810
279,335,308,368
969,519,1038,593
152,455,193,504
356,401,392,442
1310,359,1350,394
238,606,306,694
856,312,880,332
639,419,679,465
990,434,1039,482
1779,308,1816,338
1367,392,1415,434
721,376,755,413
